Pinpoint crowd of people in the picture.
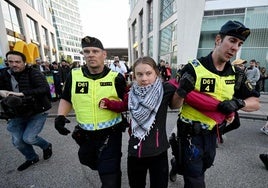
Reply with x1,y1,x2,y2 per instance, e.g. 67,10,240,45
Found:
158,59,172,81
33,58,74,100
231,58,268,93
0,20,267,188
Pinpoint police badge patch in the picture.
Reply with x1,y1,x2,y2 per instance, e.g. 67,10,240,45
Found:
75,82,89,94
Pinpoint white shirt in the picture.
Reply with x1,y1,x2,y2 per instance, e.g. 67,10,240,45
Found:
109,61,127,76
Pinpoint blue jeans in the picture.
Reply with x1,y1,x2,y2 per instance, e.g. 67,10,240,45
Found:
7,112,50,161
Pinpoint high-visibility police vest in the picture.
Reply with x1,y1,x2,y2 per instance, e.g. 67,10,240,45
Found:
71,68,122,130
181,59,235,130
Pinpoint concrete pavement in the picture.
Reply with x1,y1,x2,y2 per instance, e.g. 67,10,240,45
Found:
0,113,267,188
0,93,267,188
238,92,268,120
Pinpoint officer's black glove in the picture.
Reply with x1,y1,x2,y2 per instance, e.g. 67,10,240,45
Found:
217,98,245,115
55,115,71,135
176,73,195,98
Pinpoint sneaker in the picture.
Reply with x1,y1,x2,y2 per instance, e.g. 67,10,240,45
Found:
259,154,268,170
17,157,39,171
43,143,52,160
260,127,268,135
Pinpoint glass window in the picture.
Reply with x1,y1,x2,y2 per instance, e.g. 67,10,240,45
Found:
235,8,245,14
132,20,137,44
42,27,48,46
148,1,153,33
36,0,45,18
25,0,34,7
141,42,144,56
160,0,176,23
201,15,244,32
27,16,38,42
148,36,153,57
204,11,213,16
139,10,143,39
159,21,176,56
246,7,268,28
224,9,234,15
214,10,224,15
1,0,22,34
51,33,56,49
198,6,268,90
244,6,268,90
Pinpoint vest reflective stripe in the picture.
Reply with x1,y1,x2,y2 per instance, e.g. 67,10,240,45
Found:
79,116,122,131
71,68,122,130
181,59,235,130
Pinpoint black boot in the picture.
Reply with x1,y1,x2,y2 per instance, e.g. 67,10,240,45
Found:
169,157,177,182
17,157,39,171
43,143,52,160
100,173,121,188
259,154,268,170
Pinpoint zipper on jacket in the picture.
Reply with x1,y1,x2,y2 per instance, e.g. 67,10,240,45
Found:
138,141,142,158
156,128,159,148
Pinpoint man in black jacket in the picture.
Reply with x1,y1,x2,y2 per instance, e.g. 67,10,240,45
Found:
0,51,52,171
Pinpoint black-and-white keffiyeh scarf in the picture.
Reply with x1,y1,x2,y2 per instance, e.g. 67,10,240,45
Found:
129,77,163,141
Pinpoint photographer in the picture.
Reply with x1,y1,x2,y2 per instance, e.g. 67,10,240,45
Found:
0,51,52,171
109,56,127,76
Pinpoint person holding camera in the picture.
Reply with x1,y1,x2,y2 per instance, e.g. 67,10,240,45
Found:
109,56,128,76
54,36,127,188
0,51,52,171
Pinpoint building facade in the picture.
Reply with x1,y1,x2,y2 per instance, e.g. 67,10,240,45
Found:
128,0,268,90
0,0,85,68
200,0,268,91
0,0,57,67
50,0,84,64
200,0,268,65
128,0,205,72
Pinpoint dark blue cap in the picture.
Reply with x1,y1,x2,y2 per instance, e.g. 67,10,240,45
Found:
219,20,250,41
81,36,104,50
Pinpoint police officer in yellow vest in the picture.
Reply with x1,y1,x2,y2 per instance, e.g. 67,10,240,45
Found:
54,36,127,188
171,20,260,187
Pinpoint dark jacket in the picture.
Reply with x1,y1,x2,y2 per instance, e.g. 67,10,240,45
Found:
128,82,176,158
0,66,51,116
